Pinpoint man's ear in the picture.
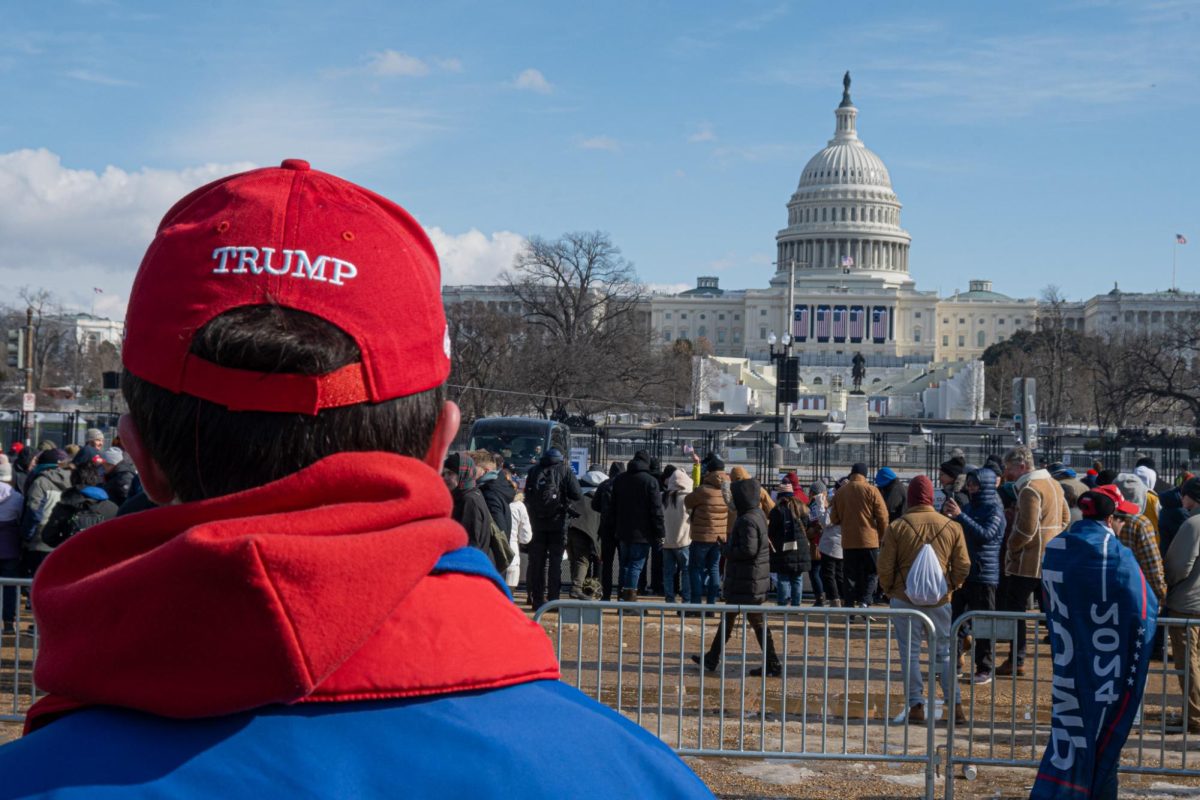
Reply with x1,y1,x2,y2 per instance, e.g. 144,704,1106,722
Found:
117,413,175,505
424,400,461,472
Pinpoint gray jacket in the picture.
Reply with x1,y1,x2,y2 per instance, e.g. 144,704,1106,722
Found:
1166,509,1200,615
21,465,73,554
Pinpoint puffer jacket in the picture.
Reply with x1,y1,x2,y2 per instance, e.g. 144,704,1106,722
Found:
662,469,694,550
953,467,1004,586
723,479,770,604
1004,469,1070,579
830,474,890,550
1158,487,1188,552
878,505,970,607
605,455,665,546
684,471,730,544
768,493,811,575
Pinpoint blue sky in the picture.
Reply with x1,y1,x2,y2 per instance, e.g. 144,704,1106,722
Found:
2,0,1197,316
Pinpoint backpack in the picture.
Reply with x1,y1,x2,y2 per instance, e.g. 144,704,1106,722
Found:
487,518,515,572
904,524,949,606
527,467,563,521
42,497,108,548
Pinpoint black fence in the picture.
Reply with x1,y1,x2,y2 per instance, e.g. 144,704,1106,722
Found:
2,410,121,450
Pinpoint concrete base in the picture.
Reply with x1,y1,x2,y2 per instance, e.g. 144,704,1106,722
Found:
838,394,872,444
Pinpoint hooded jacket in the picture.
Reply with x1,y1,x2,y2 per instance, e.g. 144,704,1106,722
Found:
878,477,970,607
729,466,774,517
0,482,23,561
449,454,494,556
1005,468,1070,579
723,479,771,604
684,471,730,544
568,476,604,555
768,492,811,575
1157,487,1189,551
479,474,515,540
604,454,665,546
20,464,73,554
953,468,1004,586
829,473,890,550
662,469,694,550
102,460,139,506
875,468,907,522
524,450,583,530
0,454,712,799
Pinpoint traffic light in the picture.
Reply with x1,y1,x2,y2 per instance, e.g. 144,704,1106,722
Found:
6,329,24,370
778,356,800,404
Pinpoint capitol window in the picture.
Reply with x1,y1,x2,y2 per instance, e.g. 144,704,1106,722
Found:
760,309,767,316
663,330,672,342
665,311,672,320
734,314,741,320
680,328,689,340
943,335,949,347
977,331,986,347
760,327,767,339
698,325,707,338
680,312,688,319
998,318,1005,324
717,329,727,343
958,335,965,347
718,313,725,320
915,311,922,318
733,330,741,343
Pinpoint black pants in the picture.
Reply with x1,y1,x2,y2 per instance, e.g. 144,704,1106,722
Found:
952,582,997,673
705,610,780,669
0,557,20,624
999,574,1041,665
648,543,664,595
820,556,844,603
528,524,567,609
600,534,618,601
843,547,879,607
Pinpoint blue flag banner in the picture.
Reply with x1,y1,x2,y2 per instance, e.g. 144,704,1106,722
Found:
1033,518,1158,798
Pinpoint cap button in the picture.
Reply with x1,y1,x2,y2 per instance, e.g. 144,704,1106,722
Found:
280,159,311,171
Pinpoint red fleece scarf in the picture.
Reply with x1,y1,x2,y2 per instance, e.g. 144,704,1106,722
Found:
25,453,559,733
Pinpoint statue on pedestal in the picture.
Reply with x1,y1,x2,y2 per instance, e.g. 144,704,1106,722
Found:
851,351,866,395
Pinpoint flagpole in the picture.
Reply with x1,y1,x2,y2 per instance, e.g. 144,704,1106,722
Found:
1173,242,1177,292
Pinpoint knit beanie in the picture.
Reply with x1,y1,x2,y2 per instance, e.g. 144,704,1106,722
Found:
907,474,934,507
939,458,966,480
874,467,897,487
850,462,868,477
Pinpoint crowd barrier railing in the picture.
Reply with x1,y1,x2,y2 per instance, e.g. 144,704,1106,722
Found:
1,578,38,724
534,600,941,799
945,610,1200,799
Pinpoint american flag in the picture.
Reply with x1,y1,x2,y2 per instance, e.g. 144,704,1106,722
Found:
841,255,854,268
871,307,889,342
793,305,808,341
92,287,104,294
1178,234,1189,245
849,306,865,341
832,306,847,341
815,305,831,340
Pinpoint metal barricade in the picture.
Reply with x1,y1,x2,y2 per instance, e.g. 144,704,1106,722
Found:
945,610,1200,798
1,577,38,724
535,600,942,799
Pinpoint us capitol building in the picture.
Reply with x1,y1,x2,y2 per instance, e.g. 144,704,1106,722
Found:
444,74,1200,417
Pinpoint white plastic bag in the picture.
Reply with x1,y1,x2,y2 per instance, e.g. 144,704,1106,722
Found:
906,543,948,606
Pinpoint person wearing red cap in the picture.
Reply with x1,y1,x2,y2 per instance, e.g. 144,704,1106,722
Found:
1097,483,1167,606
0,160,712,798
877,475,970,725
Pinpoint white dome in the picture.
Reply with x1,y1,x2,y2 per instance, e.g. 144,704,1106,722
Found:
798,142,891,189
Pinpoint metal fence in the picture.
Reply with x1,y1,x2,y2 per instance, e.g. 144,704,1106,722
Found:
945,610,1200,798
1,578,38,724
535,600,942,798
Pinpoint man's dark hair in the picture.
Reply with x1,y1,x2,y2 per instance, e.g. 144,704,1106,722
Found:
122,305,444,502
72,461,106,488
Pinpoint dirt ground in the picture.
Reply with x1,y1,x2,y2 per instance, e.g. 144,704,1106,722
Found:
4,597,1200,799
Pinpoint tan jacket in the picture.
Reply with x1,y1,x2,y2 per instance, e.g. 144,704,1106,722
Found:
878,505,970,606
729,466,775,519
684,472,730,543
829,473,890,550
1005,469,1070,578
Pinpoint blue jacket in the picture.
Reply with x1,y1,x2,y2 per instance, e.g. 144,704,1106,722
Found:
954,467,1004,586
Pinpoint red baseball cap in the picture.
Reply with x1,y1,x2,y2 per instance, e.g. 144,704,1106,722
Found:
1091,484,1140,516
122,159,449,415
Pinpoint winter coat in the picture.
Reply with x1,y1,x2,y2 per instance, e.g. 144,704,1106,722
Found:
102,460,139,506
41,486,119,548
768,493,811,575
879,478,907,523
684,471,731,544
878,505,970,607
729,466,775,517
603,455,665,546
505,499,533,587
1157,487,1188,552
452,486,493,555
524,452,583,530
0,483,22,560
812,496,842,559
830,474,889,550
568,486,602,556
723,479,771,604
953,468,1005,586
1166,508,1200,615
21,464,73,554
1004,469,1070,579
661,469,694,550
591,477,617,544
479,476,515,540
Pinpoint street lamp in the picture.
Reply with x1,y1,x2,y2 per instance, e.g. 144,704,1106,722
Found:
768,332,792,448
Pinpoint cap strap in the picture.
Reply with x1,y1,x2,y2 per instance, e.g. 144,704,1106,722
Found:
178,354,370,415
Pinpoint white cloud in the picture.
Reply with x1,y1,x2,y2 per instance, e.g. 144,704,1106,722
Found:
65,69,135,87
513,68,553,94
0,149,255,318
578,135,620,152
366,50,430,77
435,57,464,73
688,122,716,143
425,227,527,286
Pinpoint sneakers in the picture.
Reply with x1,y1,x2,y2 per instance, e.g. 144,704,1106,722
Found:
971,671,993,685
995,659,1025,677
907,703,926,724
748,664,783,678
690,654,719,672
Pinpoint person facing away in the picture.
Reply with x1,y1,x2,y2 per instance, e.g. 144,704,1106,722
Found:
0,160,711,800
566,471,605,599
684,454,731,607
661,467,694,604
591,461,623,602
444,452,493,559
40,459,119,549
693,477,781,677
1163,477,1200,735
768,481,811,607
829,462,889,611
874,467,907,523
603,450,665,603
523,447,583,612
877,474,970,725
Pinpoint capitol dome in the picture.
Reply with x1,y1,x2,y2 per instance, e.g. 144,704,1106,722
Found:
775,73,911,280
